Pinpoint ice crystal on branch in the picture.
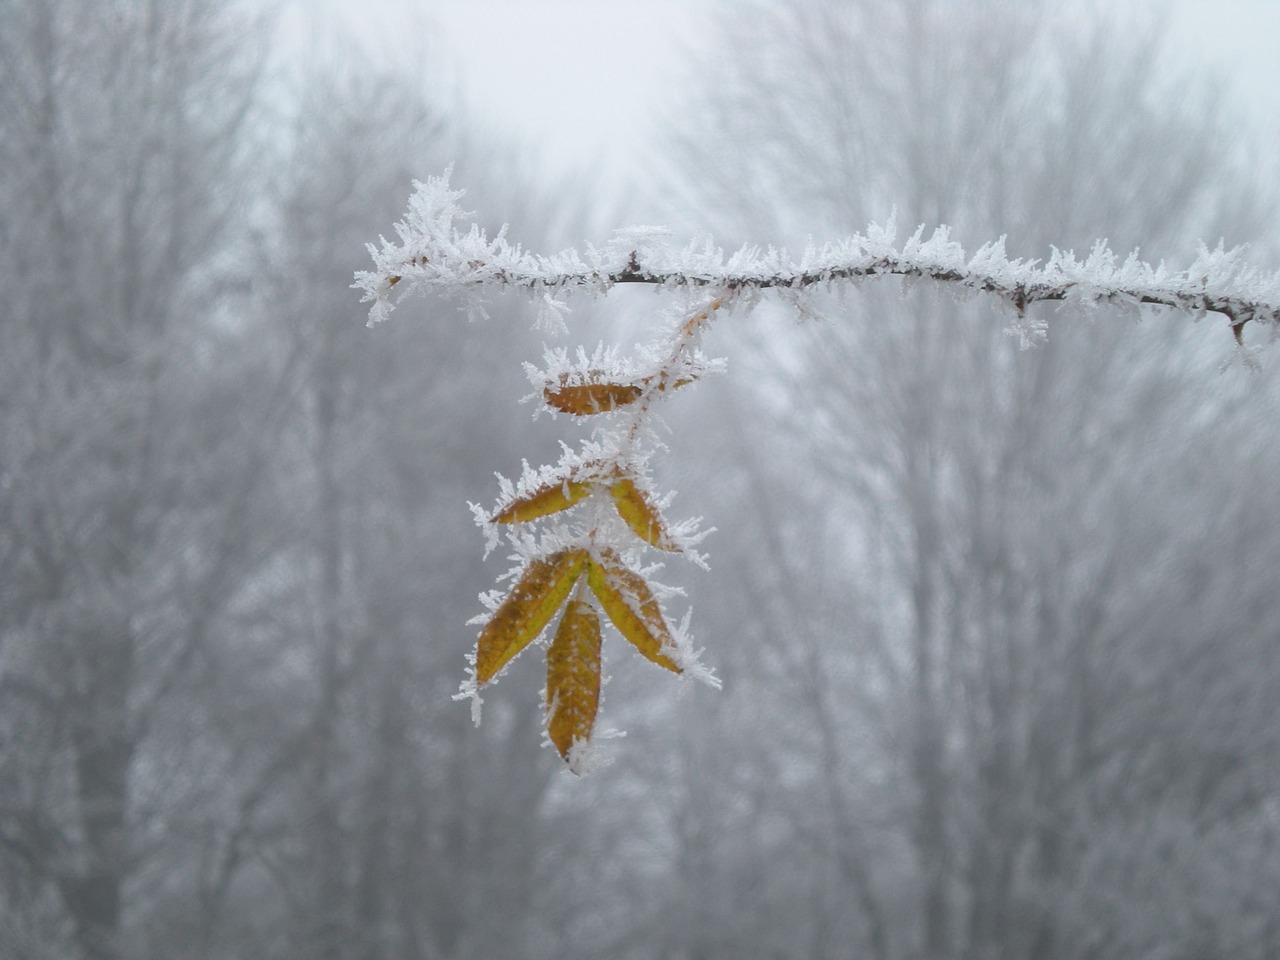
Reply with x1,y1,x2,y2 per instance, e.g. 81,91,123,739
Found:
359,170,1280,774
357,172,1280,338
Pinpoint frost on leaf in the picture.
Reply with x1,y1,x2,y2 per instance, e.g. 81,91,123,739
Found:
475,549,587,683
541,370,698,416
610,477,679,551
490,477,594,524
587,549,682,674
363,171,1280,774
545,598,603,768
544,376,645,415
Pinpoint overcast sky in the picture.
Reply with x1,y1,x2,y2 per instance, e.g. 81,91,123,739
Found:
430,0,708,180
285,1,1280,204
434,1,1280,176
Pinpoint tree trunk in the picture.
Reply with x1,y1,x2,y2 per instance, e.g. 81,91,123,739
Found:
61,628,136,960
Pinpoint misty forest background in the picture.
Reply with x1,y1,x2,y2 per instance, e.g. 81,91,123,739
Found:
3,1,1280,959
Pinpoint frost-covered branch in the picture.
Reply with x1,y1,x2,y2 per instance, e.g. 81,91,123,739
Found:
355,172,1280,347
356,171,1280,775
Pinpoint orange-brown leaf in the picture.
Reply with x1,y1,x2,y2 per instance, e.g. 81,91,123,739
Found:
545,599,602,765
490,479,593,524
610,478,678,551
542,370,698,416
586,549,682,674
475,550,586,683
544,380,644,415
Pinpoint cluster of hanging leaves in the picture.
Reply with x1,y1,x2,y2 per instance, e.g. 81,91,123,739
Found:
472,544,683,762
489,461,685,551
357,172,1280,775
455,299,724,773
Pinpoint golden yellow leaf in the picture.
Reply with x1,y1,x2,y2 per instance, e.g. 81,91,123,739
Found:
542,371,698,416
490,479,593,525
475,549,586,683
545,599,602,765
543,380,644,415
610,478,678,551
587,549,682,674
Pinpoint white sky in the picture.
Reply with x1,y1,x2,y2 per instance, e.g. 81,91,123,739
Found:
286,0,1280,199
431,0,1280,177
428,0,706,182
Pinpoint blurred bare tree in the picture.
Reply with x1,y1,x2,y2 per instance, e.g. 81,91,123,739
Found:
4,1,1279,958
647,1,1280,959
0,2,273,957
240,61,580,960
0,4,594,959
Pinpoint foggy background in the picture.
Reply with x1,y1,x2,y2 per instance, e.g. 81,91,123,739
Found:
2,2,1280,959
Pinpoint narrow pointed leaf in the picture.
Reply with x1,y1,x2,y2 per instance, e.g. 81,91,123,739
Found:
490,478,593,524
610,477,679,551
587,549,682,674
545,599,602,765
475,549,586,683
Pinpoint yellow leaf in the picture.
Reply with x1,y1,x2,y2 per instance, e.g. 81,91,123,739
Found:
490,478,593,525
545,599,602,765
586,549,682,674
542,371,698,416
610,477,678,551
543,379,644,415
475,550,586,683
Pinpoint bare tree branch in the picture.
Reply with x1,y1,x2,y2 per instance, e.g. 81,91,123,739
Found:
357,173,1280,346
